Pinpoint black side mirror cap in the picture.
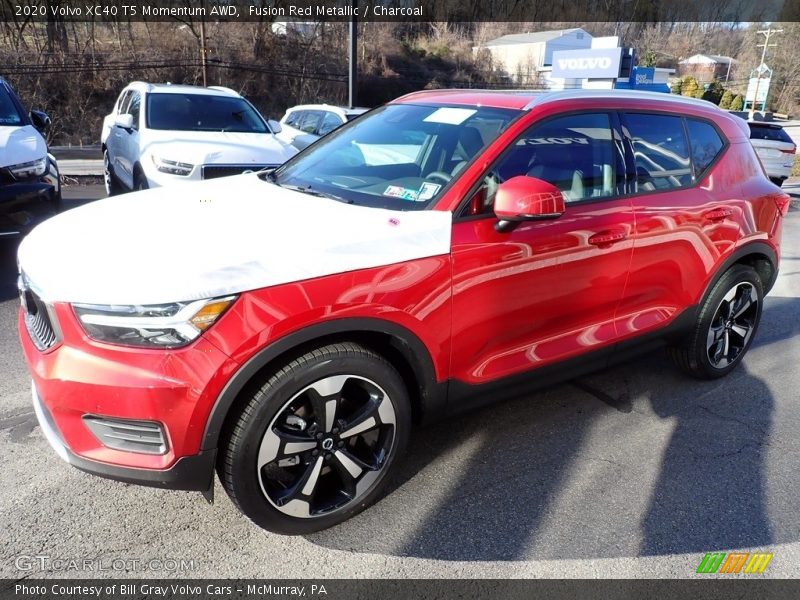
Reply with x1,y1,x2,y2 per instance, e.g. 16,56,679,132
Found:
30,110,51,132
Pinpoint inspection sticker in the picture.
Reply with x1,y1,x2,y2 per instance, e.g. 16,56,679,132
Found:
417,182,441,201
383,185,419,201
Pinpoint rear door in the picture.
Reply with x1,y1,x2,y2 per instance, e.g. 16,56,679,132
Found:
449,111,635,386
619,112,734,340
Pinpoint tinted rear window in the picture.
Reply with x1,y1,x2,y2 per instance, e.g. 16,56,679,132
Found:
749,124,793,143
686,119,725,176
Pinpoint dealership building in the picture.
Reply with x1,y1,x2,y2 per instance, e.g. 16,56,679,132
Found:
476,28,673,92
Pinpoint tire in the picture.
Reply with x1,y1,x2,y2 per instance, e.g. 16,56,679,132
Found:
46,157,62,211
219,342,411,534
133,167,149,192
103,150,122,196
669,264,763,379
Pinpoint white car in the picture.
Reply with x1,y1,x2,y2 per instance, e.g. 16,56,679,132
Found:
277,104,368,151
748,122,796,187
101,82,297,194
0,76,60,236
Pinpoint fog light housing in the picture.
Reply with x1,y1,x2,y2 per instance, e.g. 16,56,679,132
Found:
83,417,167,455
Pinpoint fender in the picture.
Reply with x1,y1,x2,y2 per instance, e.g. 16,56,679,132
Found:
700,241,778,302
200,317,446,450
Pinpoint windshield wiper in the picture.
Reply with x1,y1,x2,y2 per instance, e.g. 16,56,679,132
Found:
258,174,353,204
282,183,353,204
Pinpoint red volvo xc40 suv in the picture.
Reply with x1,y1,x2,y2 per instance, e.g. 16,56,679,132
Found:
18,90,789,533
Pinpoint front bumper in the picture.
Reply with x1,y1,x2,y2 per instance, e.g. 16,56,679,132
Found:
32,383,216,491
19,303,239,491
0,180,57,236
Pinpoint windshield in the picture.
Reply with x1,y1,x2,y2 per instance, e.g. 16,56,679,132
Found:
0,86,24,127
146,93,269,133
272,103,521,210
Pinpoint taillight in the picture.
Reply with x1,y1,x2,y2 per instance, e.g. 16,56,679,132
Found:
774,194,791,217
780,145,797,155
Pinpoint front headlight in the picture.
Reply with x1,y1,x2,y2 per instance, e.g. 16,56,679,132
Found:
73,296,236,348
8,157,47,179
151,154,194,176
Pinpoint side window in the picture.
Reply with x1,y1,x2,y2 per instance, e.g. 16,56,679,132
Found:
116,91,131,115
298,110,324,134
623,113,692,191
284,110,301,127
686,119,724,177
126,92,141,129
463,113,620,216
318,112,343,136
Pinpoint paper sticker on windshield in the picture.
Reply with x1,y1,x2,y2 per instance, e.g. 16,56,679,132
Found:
384,185,419,201
423,107,477,125
417,182,441,201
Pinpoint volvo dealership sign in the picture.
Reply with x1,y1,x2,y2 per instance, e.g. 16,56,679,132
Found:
551,48,623,79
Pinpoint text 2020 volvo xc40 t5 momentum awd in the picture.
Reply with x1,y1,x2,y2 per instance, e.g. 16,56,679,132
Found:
18,90,789,533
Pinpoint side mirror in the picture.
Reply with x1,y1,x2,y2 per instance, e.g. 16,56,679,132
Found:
114,113,134,130
30,110,50,132
268,119,282,134
494,175,566,232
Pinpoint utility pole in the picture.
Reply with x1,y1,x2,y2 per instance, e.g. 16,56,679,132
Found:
199,0,208,86
749,27,781,118
348,0,357,108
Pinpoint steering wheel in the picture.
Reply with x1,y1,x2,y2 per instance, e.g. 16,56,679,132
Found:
425,171,452,184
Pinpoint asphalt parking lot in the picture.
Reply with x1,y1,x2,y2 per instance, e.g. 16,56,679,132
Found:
1,184,799,579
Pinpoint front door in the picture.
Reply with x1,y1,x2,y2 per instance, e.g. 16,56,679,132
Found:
449,112,635,387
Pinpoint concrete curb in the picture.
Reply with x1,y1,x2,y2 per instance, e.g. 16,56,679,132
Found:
59,159,103,177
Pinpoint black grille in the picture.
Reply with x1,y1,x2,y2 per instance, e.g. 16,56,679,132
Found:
19,277,59,351
201,164,273,180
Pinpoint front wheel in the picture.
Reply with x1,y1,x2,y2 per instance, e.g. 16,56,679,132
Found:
669,264,763,379
103,150,122,196
219,342,411,534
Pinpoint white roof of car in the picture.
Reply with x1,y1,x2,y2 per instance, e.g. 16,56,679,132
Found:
123,82,241,97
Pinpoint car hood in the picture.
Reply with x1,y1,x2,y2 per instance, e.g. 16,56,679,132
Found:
0,125,47,168
17,174,452,305
143,130,296,165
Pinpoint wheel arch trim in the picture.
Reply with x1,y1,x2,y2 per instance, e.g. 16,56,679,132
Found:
200,317,445,451
701,241,778,302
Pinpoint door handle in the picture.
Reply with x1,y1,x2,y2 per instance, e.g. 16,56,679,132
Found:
588,230,627,246
704,208,733,222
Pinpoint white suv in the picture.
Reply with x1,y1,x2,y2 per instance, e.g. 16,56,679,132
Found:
277,104,368,151
748,122,796,187
101,82,297,194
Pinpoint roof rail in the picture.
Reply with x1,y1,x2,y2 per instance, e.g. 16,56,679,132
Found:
522,89,722,110
395,88,549,102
